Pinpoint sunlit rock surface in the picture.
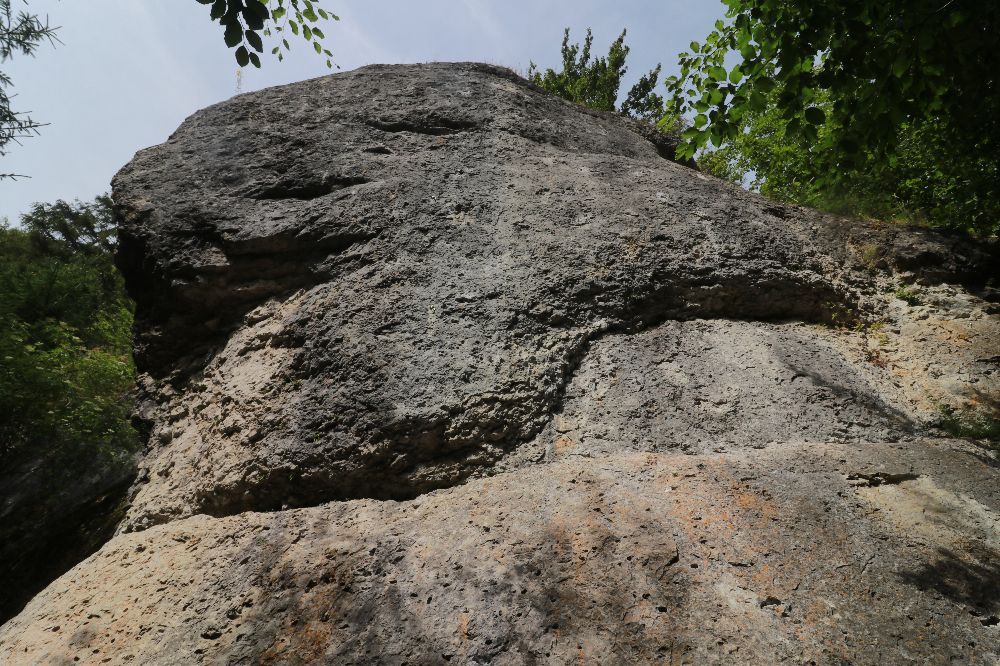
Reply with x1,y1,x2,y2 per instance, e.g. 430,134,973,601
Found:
2,63,998,664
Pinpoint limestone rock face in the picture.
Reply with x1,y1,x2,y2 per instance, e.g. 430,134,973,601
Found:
2,63,999,664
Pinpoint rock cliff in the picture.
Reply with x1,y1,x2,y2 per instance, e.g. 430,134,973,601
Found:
2,62,998,664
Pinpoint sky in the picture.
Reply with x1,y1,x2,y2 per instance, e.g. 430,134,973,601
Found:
1,0,723,223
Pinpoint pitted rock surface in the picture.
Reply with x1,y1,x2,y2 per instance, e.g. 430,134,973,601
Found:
107,63,995,531
2,443,998,664
2,63,999,663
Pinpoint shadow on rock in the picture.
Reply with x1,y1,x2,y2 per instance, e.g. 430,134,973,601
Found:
898,545,1000,617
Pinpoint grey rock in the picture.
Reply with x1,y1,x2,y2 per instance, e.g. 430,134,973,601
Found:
108,63,996,531
2,443,998,664
3,63,999,663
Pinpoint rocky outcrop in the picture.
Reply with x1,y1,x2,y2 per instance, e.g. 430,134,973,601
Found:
2,63,998,663
2,444,998,664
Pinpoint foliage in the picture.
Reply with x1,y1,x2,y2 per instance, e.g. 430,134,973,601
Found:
195,0,338,69
667,1,1000,161
0,197,138,465
893,286,920,306
936,405,1000,444
666,0,999,235
695,83,1000,234
528,28,679,128
0,0,58,179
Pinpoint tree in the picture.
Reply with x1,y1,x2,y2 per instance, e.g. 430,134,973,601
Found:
0,1,337,177
528,28,678,127
0,196,137,464
668,0,999,235
0,0,57,179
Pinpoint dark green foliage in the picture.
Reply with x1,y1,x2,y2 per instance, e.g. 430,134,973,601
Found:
0,197,138,465
194,0,338,69
699,85,999,234
529,28,679,129
671,1,999,235
667,0,1000,159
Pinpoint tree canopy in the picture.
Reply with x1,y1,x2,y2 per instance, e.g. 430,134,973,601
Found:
668,0,999,235
528,28,674,125
667,1,999,160
0,197,137,465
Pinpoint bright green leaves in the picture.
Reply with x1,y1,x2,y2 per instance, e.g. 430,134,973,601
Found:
196,0,338,70
669,0,1000,185
708,65,728,82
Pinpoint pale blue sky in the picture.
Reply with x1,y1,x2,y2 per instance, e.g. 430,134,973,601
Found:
1,1,723,223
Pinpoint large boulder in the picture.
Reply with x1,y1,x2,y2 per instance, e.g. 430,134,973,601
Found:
2,63,998,664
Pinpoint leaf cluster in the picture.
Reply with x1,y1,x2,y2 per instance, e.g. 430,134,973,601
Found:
195,0,338,69
667,0,1000,169
674,1,999,235
699,77,999,234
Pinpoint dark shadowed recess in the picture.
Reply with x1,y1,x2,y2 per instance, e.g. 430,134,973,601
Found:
0,453,135,625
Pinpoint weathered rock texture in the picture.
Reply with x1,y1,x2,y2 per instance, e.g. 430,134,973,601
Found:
2,62,999,664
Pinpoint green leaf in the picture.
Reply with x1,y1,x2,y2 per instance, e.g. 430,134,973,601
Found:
892,55,908,78
756,77,776,93
235,45,250,67
224,21,243,48
246,30,264,53
681,127,702,142
804,106,825,125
